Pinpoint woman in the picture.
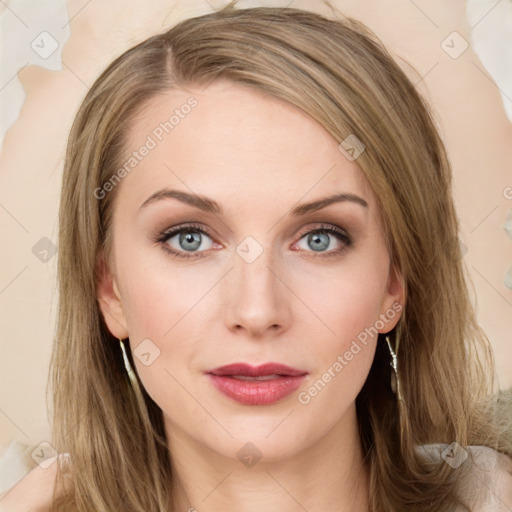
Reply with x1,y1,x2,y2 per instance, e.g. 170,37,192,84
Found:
3,3,511,511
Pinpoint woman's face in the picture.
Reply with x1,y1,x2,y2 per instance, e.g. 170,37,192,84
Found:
97,80,403,463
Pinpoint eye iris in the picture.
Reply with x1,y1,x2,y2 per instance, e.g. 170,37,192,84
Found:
179,231,201,251
308,232,329,251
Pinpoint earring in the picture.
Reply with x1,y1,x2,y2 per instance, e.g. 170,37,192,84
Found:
385,334,403,402
119,338,139,389
119,338,152,421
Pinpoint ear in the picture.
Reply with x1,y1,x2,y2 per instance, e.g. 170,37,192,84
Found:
378,262,405,334
95,250,129,339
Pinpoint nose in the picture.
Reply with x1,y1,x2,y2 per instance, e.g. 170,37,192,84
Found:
223,244,291,338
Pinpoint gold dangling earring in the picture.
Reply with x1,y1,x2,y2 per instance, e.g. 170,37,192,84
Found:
119,335,151,403
119,338,147,409
118,339,155,430
385,334,403,402
119,337,139,387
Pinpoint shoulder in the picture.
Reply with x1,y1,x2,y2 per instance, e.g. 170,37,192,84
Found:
417,444,512,510
0,454,69,512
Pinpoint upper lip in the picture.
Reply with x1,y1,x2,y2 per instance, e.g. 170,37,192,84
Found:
207,363,308,377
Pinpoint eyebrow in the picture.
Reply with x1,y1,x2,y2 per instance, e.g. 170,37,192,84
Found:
138,188,368,216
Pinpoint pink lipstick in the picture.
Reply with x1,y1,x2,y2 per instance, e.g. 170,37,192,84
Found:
205,363,308,405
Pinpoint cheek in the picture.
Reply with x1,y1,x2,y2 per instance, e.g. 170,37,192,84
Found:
290,254,388,398
293,271,384,415
117,250,215,339
115,252,218,409
292,255,388,343
119,267,196,418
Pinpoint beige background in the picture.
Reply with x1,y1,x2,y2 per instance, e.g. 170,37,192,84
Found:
1,0,511,463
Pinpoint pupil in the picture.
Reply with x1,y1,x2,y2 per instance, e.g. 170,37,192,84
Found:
180,231,201,251
309,232,328,251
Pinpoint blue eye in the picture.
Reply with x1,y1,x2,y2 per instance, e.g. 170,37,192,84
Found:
157,223,215,259
155,223,352,260
294,225,352,258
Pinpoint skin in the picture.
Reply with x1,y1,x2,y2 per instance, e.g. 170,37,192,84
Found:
96,80,404,512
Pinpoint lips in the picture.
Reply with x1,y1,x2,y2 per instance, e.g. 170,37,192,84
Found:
207,362,307,378
205,363,308,405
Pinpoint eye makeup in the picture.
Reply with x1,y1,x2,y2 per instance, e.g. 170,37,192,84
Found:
152,221,353,261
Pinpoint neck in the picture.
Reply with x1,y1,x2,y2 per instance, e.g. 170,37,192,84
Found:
166,404,370,512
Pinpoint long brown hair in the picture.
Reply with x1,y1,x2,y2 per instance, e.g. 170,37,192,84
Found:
49,3,511,510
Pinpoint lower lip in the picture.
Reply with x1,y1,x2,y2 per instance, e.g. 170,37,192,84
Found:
206,374,307,405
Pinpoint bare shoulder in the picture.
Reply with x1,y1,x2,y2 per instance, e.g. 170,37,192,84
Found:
0,455,69,512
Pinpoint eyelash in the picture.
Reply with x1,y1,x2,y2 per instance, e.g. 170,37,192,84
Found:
154,222,353,260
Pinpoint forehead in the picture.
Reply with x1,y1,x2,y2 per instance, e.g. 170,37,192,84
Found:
116,80,373,215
